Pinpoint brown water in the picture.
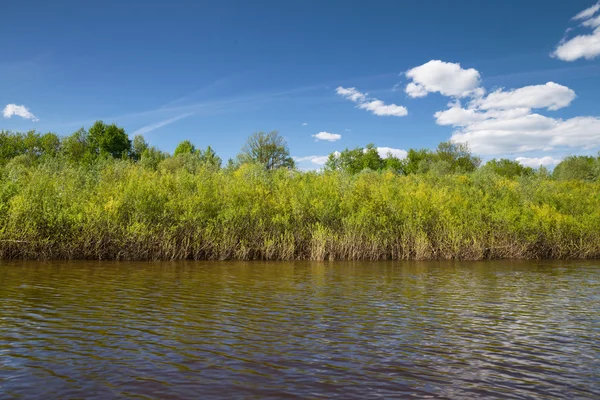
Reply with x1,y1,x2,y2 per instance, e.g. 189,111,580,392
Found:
0,260,599,399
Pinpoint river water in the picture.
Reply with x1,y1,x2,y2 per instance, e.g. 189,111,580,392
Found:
0,260,599,399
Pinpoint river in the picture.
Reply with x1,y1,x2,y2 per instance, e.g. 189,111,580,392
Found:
1,260,599,399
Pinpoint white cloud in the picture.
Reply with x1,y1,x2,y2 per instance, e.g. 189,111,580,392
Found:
2,104,38,121
448,112,600,154
553,3,600,61
473,82,576,111
336,87,367,103
583,14,600,28
515,156,562,168
312,131,342,142
429,77,600,155
133,112,195,135
405,82,429,98
405,60,482,98
376,147,407,159
336,86,408,117
553,28,600,61
302,122,308,126
358,100,408,117
294,152,340,166
573,2,600,20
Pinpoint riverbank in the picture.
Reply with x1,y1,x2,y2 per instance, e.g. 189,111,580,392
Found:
2,159,600,261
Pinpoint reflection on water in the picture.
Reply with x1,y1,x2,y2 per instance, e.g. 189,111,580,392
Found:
1,260,599,399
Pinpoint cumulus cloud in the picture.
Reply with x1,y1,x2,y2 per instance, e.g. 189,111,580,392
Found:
358,100,408,117
302,122,308,126
422,69,599,155
553,3,600,61
405,60,482,98
515,156,562,168
2,104,38,121
375,147,407,159
447,110,600,154
553,29,600,61
336,86,407,117
312,131,342,142
473,82,576,111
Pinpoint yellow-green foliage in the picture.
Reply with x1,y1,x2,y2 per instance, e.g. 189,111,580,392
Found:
1,159,600,260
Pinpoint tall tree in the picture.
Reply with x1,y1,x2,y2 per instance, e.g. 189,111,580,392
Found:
88,120,131,158
131,135,149,161
237,131,295,170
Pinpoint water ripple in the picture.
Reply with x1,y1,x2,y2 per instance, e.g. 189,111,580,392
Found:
1,260,599,399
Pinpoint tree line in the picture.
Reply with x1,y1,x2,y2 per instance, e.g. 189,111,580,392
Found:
1,120,600,181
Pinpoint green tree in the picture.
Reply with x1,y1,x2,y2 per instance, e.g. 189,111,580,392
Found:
434,141,481,173
402,148,433,175
39,133,61,157
325,144,385,174
237,131,295,170
62,128,92,163
553,155,598,181
131,135,149,161
173,140,196,156
0,131,26,164
198,145,222,168
88,120,131,158
482,158,534,178
140,146,169,170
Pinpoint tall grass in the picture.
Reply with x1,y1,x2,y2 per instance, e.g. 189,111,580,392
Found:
1,158,600,260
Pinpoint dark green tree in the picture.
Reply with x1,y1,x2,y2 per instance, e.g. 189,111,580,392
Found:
88,120,131,158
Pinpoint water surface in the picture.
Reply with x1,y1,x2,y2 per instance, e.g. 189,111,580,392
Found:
1,260,599,399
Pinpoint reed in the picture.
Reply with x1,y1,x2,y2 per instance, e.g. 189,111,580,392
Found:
1,158,600,260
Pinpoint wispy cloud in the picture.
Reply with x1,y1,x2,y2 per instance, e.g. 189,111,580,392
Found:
336,86,407,117
302,122,308,126
133,112,195,135
294,154,336,166
2,104,38,121
573,2,600,20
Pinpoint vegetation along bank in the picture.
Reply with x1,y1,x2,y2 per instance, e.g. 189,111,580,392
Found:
1,121,600,260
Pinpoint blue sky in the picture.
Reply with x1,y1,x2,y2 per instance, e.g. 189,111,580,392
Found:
3,0,600,169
